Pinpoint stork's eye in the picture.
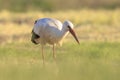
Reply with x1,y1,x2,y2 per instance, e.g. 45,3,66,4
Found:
67,26,71,29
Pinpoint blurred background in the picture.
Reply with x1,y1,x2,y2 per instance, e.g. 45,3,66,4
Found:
0,0,120,44
0,0,120,11
0,0,120,80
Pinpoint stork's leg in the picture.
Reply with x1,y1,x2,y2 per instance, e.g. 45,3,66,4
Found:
53,44,56,60
41,45,45,64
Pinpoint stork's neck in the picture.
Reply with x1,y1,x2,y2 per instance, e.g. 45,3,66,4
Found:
57,20,73,41
59,25,69,40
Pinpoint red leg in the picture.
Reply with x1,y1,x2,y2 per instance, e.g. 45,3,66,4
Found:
41,45,45,64
53,44,56,60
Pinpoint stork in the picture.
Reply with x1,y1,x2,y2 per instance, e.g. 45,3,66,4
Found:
31,18,79,64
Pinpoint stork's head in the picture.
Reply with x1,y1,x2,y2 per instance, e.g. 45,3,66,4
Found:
63,20,80,44
31,30,40,44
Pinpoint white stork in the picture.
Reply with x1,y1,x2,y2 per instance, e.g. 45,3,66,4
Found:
31,18,79,63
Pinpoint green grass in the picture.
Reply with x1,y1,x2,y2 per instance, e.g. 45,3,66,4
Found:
0,42,120,80
0,9,120,80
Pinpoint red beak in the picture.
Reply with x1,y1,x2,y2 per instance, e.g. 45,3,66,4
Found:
69,27,80,44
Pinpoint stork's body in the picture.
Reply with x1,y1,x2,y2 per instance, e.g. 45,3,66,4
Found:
33,18,69,45
31,18,79,64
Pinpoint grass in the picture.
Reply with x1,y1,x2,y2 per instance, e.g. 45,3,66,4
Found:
0,9,120,80
0,9,120,26
1,0,120,11
0,42,120,80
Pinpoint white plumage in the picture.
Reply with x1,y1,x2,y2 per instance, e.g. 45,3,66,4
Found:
31,18,79,63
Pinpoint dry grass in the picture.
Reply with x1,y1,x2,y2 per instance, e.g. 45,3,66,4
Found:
0,9,120,80
0,9,120,44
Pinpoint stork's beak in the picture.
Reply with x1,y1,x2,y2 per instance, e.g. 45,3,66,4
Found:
69,27,80,44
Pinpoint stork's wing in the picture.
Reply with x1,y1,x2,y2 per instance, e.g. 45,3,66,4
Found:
49,18,63,30
37,18,63,30
33,18,63,39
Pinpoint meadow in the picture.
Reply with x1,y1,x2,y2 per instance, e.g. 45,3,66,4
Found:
0,9,120,80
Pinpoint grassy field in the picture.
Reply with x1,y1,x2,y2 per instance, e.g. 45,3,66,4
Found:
0,42,120,80
0,9,120,80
